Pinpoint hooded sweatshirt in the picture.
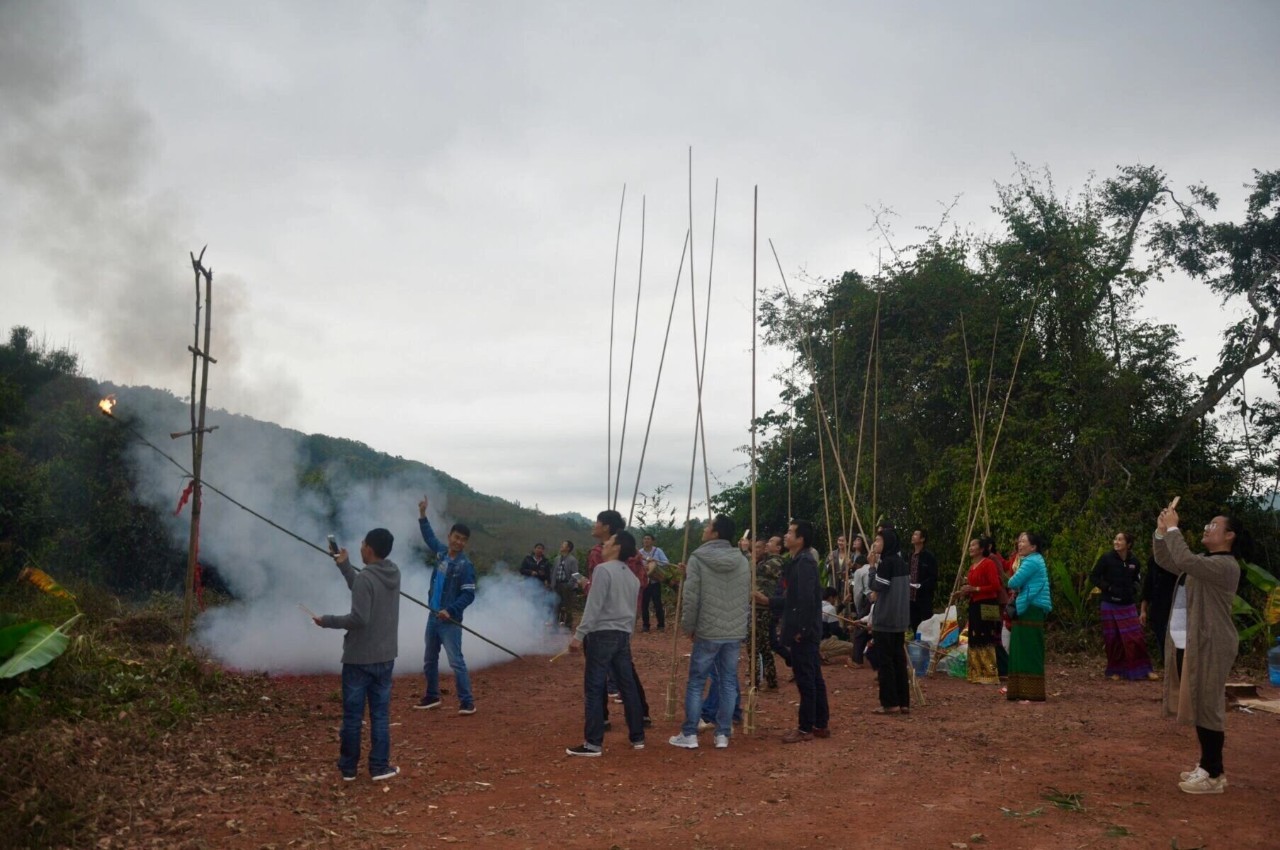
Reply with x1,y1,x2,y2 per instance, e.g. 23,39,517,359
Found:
319,556,401,665
871,528,911,633
680,538,751,641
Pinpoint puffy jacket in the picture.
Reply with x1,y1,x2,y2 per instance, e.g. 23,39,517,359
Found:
680,538,751,640
1009,551,1052,615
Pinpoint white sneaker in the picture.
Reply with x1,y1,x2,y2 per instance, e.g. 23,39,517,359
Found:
714,734,729,749
1178,773,1226,794
697,719,714,732
1179,765,1206,782
668,733,699,749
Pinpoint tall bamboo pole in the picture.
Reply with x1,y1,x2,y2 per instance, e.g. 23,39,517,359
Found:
607,185,626,508
181,249,215,641
745,185,760,733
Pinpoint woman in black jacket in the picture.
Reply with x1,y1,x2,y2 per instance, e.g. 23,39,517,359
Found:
1090,532,1158,681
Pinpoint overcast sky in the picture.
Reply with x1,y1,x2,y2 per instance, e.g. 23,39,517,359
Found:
2,1,1277,519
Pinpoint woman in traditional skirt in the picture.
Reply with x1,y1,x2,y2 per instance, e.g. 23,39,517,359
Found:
1006,532,1052,701
959,537,1002,685
1090,532,1158,681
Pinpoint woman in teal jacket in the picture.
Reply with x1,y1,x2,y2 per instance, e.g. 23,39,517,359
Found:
1006,531,1052,702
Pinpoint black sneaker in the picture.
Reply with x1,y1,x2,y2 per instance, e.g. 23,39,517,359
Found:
458,705,477,715
565,744,602,757
371,766,400,781
414,698,442,710
643,717,653,728
341,772,357,782
602,721,612,732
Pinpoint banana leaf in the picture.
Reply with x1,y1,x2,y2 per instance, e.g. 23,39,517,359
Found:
0,613,82,679
1240,560,1278,593
0,620,43,659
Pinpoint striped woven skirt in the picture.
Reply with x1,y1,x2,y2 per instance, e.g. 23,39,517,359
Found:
1100,601,1153,680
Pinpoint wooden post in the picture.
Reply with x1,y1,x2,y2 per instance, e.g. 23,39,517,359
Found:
181,247,216,641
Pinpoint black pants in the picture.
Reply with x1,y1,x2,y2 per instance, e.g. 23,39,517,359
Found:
852,627,871,664
640,582,664,630
583,631,644,747
771,620,793,668
1176,649,1225,777
602,663,650,722
876,630,910,709
791,639,829,732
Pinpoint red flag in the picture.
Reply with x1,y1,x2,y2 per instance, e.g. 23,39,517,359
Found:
174,481,195,516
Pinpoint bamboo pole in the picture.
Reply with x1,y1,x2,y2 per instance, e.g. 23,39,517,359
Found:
607,185,626,508
612,195,645,510
181,248,215,641
745,186,760,734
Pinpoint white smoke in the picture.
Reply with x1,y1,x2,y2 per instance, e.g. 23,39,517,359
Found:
114,385,563,674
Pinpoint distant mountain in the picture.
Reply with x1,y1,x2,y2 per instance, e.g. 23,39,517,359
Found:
105,383,595,570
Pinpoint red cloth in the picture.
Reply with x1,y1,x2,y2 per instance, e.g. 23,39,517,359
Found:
173,481,196,515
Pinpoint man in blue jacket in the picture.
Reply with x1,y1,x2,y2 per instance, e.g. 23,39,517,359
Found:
414,495,478,714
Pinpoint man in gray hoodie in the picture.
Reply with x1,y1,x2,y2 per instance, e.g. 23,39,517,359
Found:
565,530,645,757
313,528,401,781
669,514,750,750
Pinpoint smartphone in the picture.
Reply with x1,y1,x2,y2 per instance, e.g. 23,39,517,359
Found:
1167,496,1180,511
327,534,339,554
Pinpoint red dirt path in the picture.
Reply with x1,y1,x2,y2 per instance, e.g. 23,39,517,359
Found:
112,629,1279,849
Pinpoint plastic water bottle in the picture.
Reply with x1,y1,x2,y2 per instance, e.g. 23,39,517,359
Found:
1269,636,1280,687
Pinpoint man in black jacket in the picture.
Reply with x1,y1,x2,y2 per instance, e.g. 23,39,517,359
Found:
754,519,829,743
519,543,551,589
907,528,938,633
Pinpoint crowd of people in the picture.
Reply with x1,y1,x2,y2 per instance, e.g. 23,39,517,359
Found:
309,499,1248,797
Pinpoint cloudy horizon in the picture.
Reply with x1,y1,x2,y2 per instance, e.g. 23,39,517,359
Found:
3,1,1277,519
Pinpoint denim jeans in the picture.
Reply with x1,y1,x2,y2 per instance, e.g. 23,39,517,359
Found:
583,630,644,748
425,617,473,707
682,638,740,737
791,639,829,732
339,660,395,776
700,659,743,724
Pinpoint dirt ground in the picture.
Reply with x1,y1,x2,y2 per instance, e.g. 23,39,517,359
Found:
101,628,1279,850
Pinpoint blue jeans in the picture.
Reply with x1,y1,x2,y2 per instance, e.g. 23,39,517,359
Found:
339,660,394,776
682,638,740,737
583,630,644,748
700,661,742,724
424,617,473,707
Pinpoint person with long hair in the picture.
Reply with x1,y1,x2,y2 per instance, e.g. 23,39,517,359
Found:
1154,508,1244,795
959,536,1002,686
1091,532,1157,681
1006,532,1052,702
870,526,912,714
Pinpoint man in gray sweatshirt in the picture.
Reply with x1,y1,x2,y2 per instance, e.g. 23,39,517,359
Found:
313,527,401,781
565,530,645,757
669,514,750,750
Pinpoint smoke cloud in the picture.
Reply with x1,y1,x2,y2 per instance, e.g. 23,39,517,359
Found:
114,385,563,675
0,2,298,423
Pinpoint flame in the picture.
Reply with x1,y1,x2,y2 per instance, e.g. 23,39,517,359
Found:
98,395,116,416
